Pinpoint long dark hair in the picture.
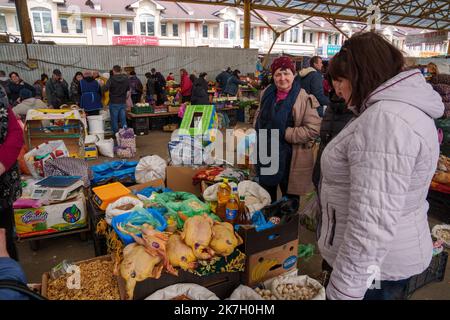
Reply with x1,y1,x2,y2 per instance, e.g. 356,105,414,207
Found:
72,71,83,83
328,32,404,111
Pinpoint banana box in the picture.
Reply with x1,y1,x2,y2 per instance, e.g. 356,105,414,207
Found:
242,239,299,287
14,193,87,239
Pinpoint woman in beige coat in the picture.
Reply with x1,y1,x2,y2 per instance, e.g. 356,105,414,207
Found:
254,56,321,202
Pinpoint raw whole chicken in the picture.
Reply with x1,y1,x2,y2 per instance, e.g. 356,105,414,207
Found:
181,214,215,260
120,243,163,300
167,234,197,271
210,222,243,257
117,223,178,276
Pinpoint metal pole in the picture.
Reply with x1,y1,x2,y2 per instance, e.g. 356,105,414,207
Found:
244,0,251,48
15,0,33,44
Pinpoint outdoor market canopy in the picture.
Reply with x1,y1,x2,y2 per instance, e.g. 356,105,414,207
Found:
165,0,450,30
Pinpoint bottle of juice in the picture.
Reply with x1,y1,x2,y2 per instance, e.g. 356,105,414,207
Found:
236,195,250,225
225,192,239,224
217,179,231,220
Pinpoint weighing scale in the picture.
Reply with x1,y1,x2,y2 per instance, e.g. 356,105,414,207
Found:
31,176,84,202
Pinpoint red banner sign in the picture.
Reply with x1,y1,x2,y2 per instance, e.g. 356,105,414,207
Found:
112,35,159,46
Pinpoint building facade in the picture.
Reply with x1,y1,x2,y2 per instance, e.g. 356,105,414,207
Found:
0,0,444,57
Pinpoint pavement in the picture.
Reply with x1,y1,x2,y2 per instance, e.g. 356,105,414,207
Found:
16,131,450,299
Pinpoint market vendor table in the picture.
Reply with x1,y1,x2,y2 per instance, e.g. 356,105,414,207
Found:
127,106,241,135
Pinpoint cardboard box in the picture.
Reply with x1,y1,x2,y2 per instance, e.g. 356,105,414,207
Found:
128,179,165,193
242,239,299,287
41,255,118,299
238,214,299,255
14,193,87,239
165,165,206,196
168,105,180,113
118,270,241,300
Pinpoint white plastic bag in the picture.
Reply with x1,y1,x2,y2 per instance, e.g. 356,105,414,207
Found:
237,181,271,213
96,138,115,158
24,140,69,178
145,283,219,300
105,196,143,225
271,274,326,300
228,285,263,300
203,181,239,202
135,155,167,184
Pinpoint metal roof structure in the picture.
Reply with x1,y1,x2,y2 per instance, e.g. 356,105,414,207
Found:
160,0,450,31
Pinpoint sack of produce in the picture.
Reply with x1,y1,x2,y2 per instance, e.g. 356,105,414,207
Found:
105,196,143,225
270,275,326,300
228,285,263,300
135,155,167,183
145,283,219,300
431,224,450,248
96,138,115,158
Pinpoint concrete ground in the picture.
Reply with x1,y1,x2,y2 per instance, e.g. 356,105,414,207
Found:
16,131,450,299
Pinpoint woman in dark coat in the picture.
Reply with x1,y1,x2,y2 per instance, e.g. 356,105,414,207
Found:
70,72,83,105
0,87,23,260
191,73,209,105
8,72,35,106
223,70,247,96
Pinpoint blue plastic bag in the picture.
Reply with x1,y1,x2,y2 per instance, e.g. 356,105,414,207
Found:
135,186,172,198
90,160,138,184
112,207,167,245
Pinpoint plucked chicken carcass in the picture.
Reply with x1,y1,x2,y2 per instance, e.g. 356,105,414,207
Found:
181,214,215,260
120,243,163,300
117,223,178,276
167,234,197,270
210,222,243,257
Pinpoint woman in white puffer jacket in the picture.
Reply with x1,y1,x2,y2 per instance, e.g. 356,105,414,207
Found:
318,32,444,300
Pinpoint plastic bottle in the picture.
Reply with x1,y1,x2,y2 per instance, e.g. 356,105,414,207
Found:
236,195,250,225
216,178,231,220
225,192,239,224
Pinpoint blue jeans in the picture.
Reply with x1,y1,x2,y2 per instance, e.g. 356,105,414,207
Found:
109,103,127,135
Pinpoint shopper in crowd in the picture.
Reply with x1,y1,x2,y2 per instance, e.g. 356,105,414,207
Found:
223,69,247,96
0,88,23,262
215,67,232,91
254,56,321,202
191,72,209,105
166,73,175,81
12,88,47,118
189,73,197,86
80,70,102,116
322,61,331,96
46,69,69,108
8,72,35,106
128,71,143,104
180,69,192,103
299,56,330,117
318,32,444,300
154,71,166,106
104,65,129,135
311,73,353,190
70,71,83,105
33,73,48,101
0,228,30,300
144,72,156,104
0,71,10,96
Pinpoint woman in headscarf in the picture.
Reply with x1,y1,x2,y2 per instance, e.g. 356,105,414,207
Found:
254,56,321,203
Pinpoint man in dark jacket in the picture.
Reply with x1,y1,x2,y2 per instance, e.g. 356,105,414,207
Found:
46,69,69,108
223,70,247,96
299,56,330,117
191,72,209,105
215,67,232,91
104,65,130,135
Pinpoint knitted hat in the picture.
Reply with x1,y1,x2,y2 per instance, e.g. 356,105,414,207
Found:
271,56,295,75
